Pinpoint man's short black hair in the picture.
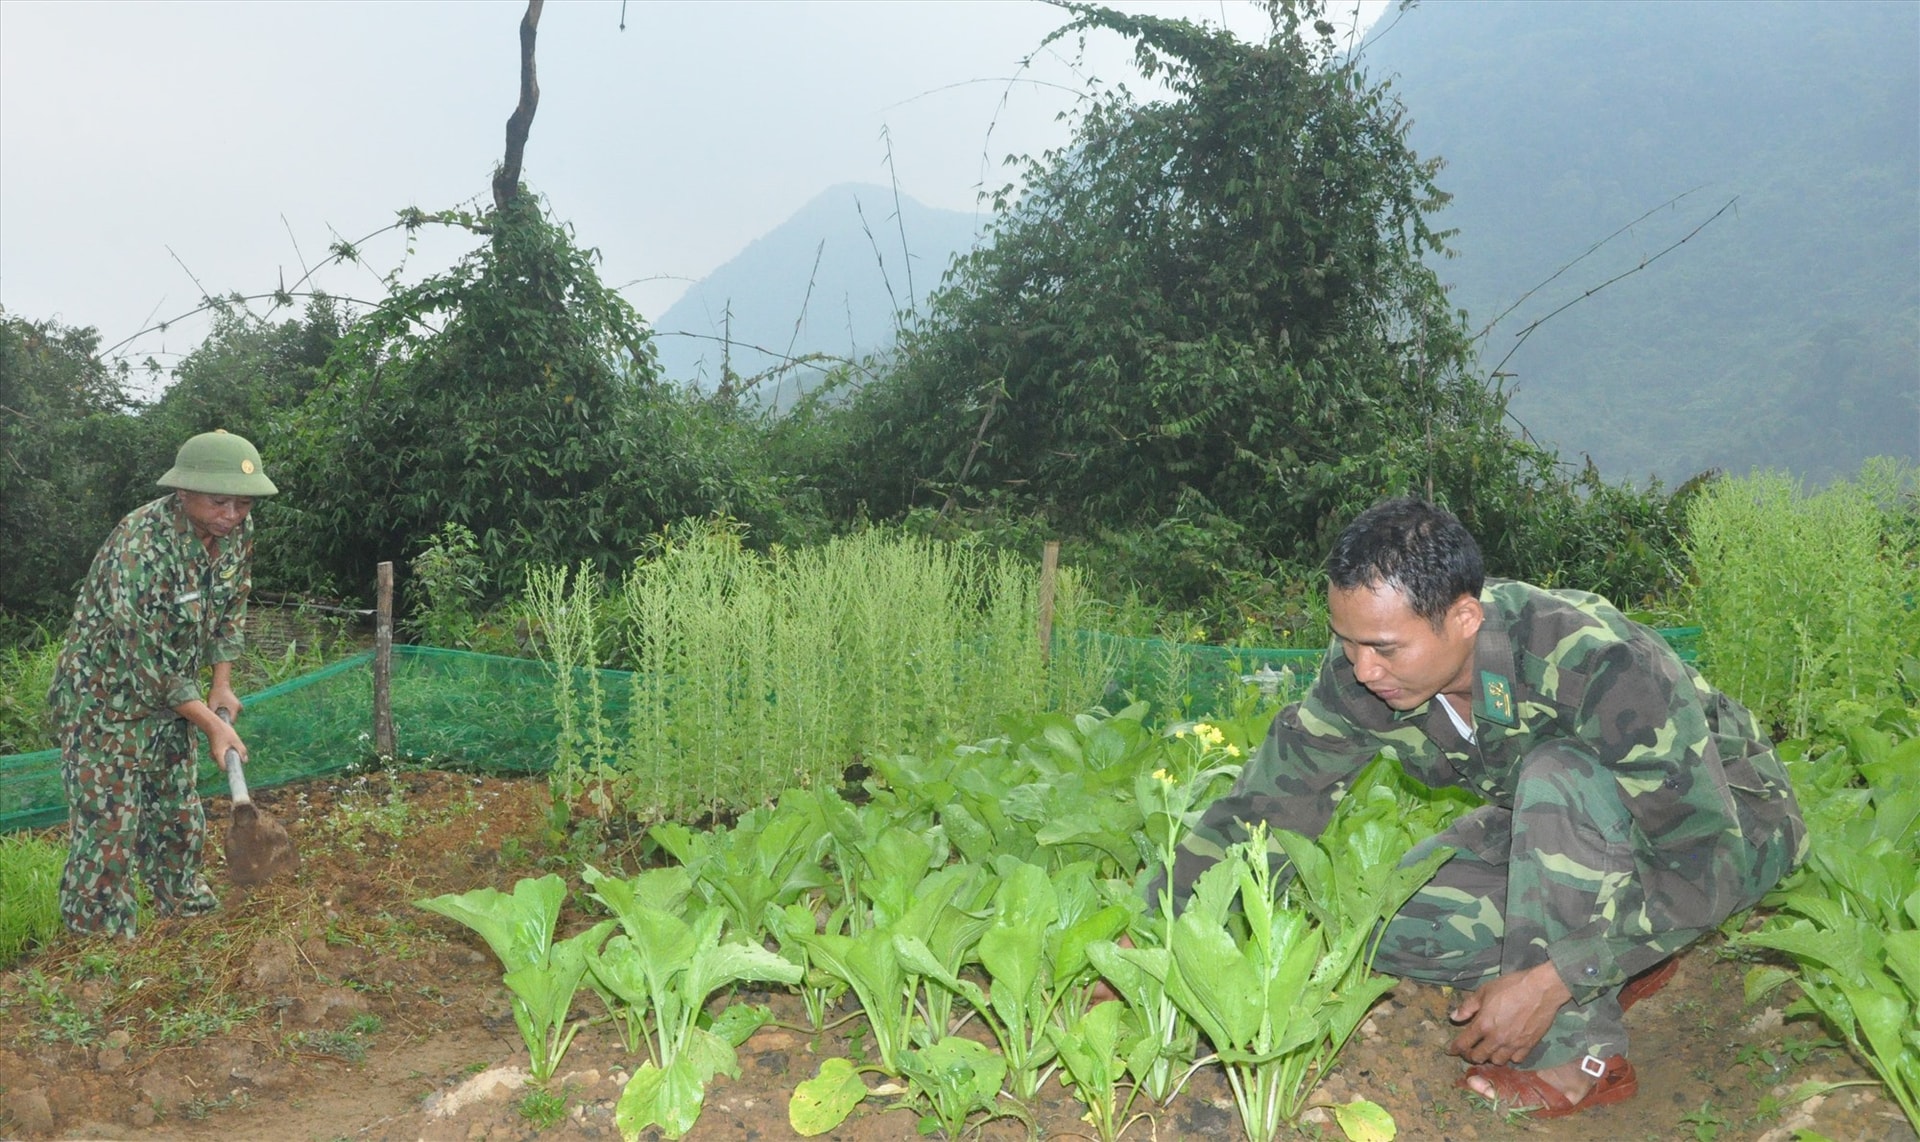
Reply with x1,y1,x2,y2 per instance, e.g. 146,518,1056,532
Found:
1325,497,1485,626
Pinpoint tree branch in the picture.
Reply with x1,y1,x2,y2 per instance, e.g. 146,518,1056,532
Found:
493,0,544,211
1490,195,1739,379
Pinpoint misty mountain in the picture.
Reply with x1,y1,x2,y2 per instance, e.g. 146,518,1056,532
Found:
649,5,1914,485
648,183,983,404
1363,0,1918,484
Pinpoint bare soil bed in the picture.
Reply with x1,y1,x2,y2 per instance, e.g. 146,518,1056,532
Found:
1,769,1913,1142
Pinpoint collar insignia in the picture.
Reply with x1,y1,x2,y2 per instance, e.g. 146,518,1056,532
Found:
1479,671,1516,726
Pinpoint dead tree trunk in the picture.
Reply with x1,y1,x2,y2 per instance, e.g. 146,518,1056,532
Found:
492,0,544,211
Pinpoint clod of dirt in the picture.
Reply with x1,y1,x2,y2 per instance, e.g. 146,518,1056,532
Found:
229,1054,295,1091
4,1087,52,1134
422,1064,530,1119
246,936,297,987
291,986,369,1026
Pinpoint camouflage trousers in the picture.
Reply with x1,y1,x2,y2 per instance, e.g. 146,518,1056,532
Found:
1372,740,1792,1069
59,711,219,939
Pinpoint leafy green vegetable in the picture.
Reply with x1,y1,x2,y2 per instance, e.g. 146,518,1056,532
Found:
895,1036,1016,1140
582,865,802,1138
415,874,611,1083
1733,716,1919,1131
1047,1000,1149,1142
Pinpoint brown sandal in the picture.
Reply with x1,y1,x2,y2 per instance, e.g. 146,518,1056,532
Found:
1620,955,1680,1011
1458,1054,1638,1118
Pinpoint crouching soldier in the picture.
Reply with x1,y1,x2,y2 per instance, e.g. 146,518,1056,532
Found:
1165,497,1806,1118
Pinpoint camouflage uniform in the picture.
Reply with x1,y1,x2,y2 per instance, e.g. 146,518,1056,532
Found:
1171,579,1806,1069
49,495,253,938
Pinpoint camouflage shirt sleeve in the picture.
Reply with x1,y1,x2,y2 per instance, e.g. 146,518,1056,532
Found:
1165,654,1384,905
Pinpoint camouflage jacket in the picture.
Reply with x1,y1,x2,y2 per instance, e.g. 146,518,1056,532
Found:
1172,579,1806,1002
49,495,252,724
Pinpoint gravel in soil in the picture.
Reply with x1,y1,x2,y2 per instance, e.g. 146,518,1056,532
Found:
0,770,1912,1142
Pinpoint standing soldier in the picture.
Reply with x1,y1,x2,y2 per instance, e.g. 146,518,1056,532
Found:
1163,497,1806,1118
50,430,278,938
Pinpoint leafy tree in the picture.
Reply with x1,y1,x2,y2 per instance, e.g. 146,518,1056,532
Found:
273,195,787,602
801,1,1685,616
0,316,142,623
106,297,349,524
144,297,344,441
829,1,1511,554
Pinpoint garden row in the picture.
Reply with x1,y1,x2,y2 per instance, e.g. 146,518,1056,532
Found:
421,692,1920,1141
418,702,1469,1141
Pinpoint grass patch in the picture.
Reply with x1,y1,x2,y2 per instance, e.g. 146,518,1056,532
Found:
0,832,63,967
151,995,264,1046
287,1027,372,1063
518,1086,568,1129
0,628,58,755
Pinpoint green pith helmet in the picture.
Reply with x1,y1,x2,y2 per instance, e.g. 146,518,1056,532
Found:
156,430,280,496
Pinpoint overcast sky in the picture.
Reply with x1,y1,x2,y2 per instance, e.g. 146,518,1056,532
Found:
0,0,1383,390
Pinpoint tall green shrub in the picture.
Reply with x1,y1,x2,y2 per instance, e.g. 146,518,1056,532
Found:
526,526,1110,821
1686,460,1919,735
276,196,789,602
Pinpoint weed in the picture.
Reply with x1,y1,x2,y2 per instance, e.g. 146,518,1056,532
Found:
152,998,262,1046
1679,1100,1730,1141
1780,1036,1839,1065
179,1089,250,1121
518,1086,568,1130
1686,462,1918,736
73,950,119,981
345,1013,383,1035
286,1028,370,1063
1460,1091,1535,1128
23,969,101,1047
406,521,486,649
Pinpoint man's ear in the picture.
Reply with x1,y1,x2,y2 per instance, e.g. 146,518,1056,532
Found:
1449,594,1485,641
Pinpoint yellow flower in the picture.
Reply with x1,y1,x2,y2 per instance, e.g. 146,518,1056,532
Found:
1227,744,1243,758
1152,768,1174,785
1195,722,1225,746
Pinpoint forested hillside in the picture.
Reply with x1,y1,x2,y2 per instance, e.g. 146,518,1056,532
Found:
1364,0,1918,484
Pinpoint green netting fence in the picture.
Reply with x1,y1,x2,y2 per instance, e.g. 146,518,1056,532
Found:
0,627,1702,834
0,647,563,833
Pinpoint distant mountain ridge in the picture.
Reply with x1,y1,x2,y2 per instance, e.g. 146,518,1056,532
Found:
649,184,983,402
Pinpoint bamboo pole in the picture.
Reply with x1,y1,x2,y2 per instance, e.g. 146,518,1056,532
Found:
1037,540,1060,664
374,561,395,758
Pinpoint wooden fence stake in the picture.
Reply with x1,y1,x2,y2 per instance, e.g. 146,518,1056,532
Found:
374,561,395,758
1037,540,1061,664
